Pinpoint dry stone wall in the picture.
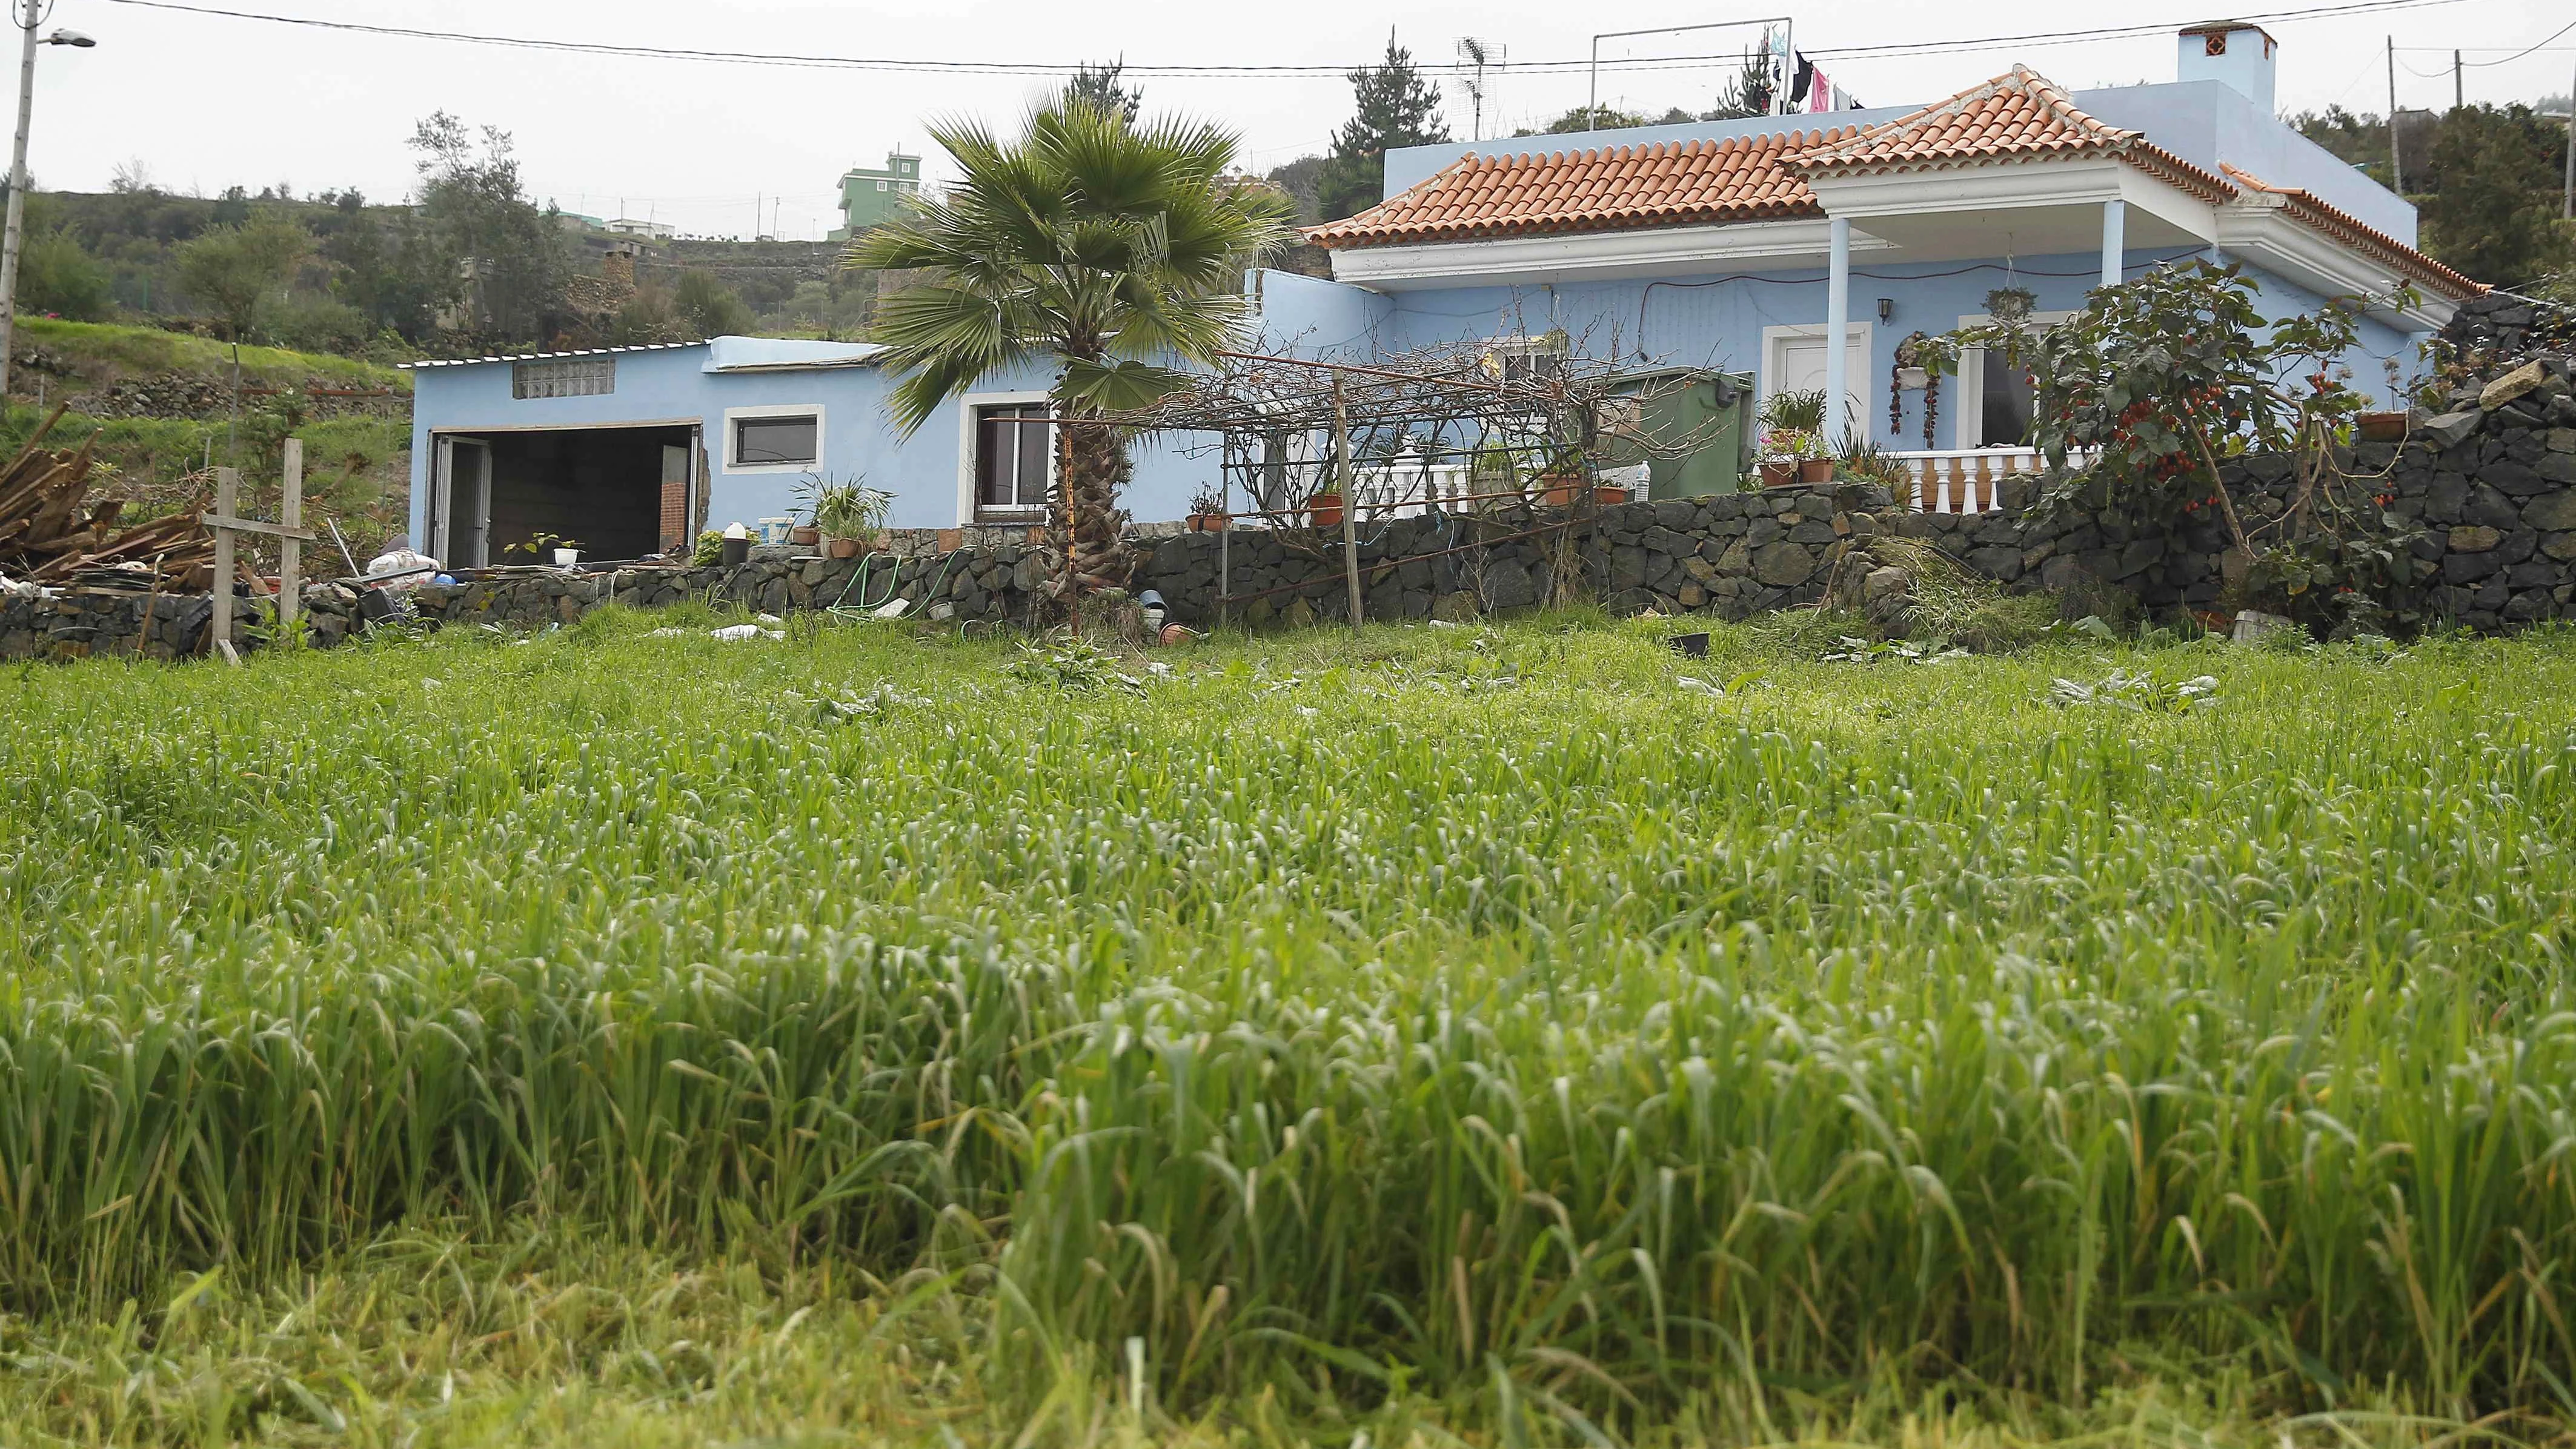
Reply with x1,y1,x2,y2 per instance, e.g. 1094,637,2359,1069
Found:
6,357,2571,662
1904,354,2576,631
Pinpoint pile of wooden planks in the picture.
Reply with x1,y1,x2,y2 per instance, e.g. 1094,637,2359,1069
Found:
0,406,216,590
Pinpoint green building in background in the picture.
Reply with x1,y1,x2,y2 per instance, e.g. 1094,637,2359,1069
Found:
828,151,922,240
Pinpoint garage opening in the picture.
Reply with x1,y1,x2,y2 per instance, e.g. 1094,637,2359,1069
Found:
429,424,700,568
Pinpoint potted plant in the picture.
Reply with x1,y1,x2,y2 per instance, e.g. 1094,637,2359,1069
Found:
1984,285,2037,324
809,480,894,559
1756,389,1833,486
505,531,582,569
789,521,822,548
2355,411,2411,442
1536,442,1589,507
1305,482,1345,529
1187,482,1229,532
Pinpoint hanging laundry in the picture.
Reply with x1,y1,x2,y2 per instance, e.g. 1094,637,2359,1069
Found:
1806,61,1835,112
1789,55,1815,107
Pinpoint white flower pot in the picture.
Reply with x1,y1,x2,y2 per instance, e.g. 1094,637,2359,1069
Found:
553,548,579,568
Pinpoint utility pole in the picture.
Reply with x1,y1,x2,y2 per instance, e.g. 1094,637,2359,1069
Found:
0,7,86,399
2564,58,2574,219
2386,38,2402,193
0,2,39,399
2452,50,2462,111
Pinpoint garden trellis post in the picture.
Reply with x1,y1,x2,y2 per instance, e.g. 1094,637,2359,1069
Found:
201,451,314,665
1332,375,1363,635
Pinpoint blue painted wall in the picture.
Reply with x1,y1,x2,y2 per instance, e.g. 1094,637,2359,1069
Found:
1249,248,2422,452
407,346,1223,544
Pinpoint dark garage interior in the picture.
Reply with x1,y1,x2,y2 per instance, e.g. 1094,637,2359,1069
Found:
437,424,697,566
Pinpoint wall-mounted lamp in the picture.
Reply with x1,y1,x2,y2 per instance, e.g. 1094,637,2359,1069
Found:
1876,297,1894,322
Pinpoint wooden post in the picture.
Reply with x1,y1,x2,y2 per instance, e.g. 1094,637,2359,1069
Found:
279,438,302,641
1331,376,1363,636
209,466,239,665
1218,481,1231,630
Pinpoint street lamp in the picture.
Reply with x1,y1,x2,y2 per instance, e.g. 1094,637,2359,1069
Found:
0,10,98,396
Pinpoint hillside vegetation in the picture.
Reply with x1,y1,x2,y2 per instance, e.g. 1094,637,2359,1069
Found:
0,317,413,565
1,609,2571,1445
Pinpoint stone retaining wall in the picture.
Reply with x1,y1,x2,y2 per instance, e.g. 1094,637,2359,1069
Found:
1904,354,2576,631
5,355,2569,662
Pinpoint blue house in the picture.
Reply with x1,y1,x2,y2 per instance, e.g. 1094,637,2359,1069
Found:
404,22,2477,562
1277,23,2476,500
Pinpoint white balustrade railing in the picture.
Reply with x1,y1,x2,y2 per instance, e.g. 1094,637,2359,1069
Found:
1349,462,1479,519
1886,448,2078,514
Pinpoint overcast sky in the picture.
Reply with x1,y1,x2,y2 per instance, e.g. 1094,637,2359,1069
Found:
21,0,2574,241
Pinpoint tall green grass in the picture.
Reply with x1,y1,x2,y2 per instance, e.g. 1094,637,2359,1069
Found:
2,612,2572,1433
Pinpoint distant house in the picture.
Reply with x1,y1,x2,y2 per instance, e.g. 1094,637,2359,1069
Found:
400,23,2483,559
603,217,678,239
1281,22,2477,491
828,151,923,241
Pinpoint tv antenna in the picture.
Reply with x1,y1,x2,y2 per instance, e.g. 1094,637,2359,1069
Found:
1455,37,1507,142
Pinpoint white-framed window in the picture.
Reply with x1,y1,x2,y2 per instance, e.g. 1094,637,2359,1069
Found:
1485,331,1569,385
512,356,616,399
1951,311,2073,449
876,179,889,191
723,405,824,472
955,391,1053,523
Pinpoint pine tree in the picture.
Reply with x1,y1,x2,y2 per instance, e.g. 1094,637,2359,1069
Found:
1066,59,1141,124
1316,32,1452,221
2420,104,2572,287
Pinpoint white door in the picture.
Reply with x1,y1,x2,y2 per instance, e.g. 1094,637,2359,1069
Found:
1764,325,1869,436
430,436,491,569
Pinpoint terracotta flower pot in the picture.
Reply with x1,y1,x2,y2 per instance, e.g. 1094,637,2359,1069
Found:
789,525,820,547
1189,512,1229,533
2357,411,2409,442
1759,462,1796,488
826,536,862,559
1799,459,1836,484
1540,476,1584,508
1593,485,1630,506
1307,492,1345,529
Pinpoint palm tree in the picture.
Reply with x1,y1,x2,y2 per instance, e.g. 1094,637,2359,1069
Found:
848,100,1292,594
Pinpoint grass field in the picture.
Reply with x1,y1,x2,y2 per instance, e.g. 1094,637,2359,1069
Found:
1,608,2572,1447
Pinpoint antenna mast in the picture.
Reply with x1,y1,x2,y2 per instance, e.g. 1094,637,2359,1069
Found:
1455,37,1507,142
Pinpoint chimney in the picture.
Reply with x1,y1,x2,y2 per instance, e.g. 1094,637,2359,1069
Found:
2178,22,2277,113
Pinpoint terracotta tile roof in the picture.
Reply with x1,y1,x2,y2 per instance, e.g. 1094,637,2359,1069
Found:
2219,164,2485,299
1781,66,2237,204
1305,128,1850,249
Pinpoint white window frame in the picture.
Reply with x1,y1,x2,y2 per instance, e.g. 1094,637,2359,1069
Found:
957,390,1054,526
1758,322,1873,433
1951,310,2074,450
722,403,825,474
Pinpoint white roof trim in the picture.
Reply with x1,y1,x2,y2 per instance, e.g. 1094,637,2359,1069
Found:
1327,217,1896,291
399,340,706,371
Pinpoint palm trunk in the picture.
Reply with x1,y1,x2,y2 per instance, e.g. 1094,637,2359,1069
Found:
1051,406,1134,595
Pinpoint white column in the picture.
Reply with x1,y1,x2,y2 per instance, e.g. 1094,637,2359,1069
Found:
1824,216,1851,447
2100,198,2126,290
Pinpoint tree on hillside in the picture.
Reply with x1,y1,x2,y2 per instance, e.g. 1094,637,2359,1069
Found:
1523,105,1651,136
177,212,313,432
1265,154,1327,225
177,213,310,346
1315,33,1450,221
408,111,572,347
672,269,753,337
2418,104,2572,286
1066,59,1142,124
848,98,1290,598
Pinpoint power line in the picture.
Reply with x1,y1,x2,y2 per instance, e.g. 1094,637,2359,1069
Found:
100,0,2484,78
